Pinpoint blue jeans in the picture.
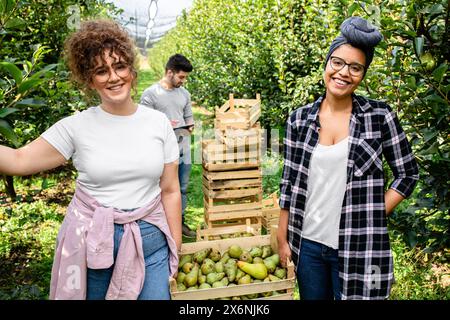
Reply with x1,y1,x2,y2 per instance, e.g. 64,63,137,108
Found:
86,220,170,300
297,238,341,300
178,148,191,223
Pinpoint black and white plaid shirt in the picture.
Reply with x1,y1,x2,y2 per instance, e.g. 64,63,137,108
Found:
280,94,419,300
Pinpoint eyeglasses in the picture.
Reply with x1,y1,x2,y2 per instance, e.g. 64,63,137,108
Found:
329,56,365,77
93,63,131,83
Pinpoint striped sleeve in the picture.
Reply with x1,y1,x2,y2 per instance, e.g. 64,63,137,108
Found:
381,104,419,198
279,112,298,209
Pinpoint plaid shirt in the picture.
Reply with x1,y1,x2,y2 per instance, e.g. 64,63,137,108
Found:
280,94,419,300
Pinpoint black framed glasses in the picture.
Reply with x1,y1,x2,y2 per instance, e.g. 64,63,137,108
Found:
329,56,365,77
93,62,131,83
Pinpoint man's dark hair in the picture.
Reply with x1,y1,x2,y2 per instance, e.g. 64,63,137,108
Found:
165,54,193,73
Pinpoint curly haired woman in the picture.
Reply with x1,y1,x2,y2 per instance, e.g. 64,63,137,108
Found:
0,19,181,300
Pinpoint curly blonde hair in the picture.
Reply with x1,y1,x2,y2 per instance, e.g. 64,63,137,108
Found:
64,19,138,94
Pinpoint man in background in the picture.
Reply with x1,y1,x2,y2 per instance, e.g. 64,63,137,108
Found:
140,54,196,237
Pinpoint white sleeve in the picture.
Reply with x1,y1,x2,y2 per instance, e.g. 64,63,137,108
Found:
40,115,75,160
163,116,180,163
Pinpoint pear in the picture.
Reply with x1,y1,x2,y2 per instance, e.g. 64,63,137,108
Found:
177,283,187,291
228,245,243,259
184,263,199,288
178,254,192,270
193,248,212,264
249,246,262,258
274,267,287,279
224,262,237,282
253,257,263,264
238,274,252,285
261,291,273,297
245,293,258,299
237,261,268,280
212,280,226,288
199,283,211,290
268,274,281,282
198,275,206,285
267,254,280,266
235,269,246,282
261,245,272,258
231,296,241,300
186,286,198,291
263,258,277,274
208,248,221,262
239,250,253,263
176,271,186,284
201,258,215,275
206,272,225,285
215,261,224,273
219,251,230,264
182,262,193,274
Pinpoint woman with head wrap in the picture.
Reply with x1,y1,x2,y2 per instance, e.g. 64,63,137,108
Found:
277,16,419,300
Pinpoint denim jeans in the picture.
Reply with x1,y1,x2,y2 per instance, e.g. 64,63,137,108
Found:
86,220,170,300
178,147,191,223
297,237,341,300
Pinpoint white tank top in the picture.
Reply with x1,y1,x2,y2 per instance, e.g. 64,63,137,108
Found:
302,137,349,249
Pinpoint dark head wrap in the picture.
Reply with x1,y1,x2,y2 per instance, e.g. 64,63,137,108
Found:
325,16,383,72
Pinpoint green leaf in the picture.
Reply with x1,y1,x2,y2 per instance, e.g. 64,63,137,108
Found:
0,0,15,15
4,17,26,30
18,78,41,94
348,2,359,16
414,37,424,57
0,61,22,85
406,230,418,248
432,63,448,83
15,98,46,107
0,107,18,118
0,118,19,147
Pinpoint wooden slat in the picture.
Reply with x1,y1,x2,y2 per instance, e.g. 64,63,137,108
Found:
204,177,262,189
206,209,263,221
204,199,262,213
204,168,261,180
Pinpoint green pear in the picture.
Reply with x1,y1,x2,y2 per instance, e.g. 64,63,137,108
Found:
184,263,199,287
199,283,211,290
182,262,193,274
249,246,262,258
238,274,252,285
208,248,221,262
193,248,212,264
237,261,268,280
274,267,287,279
228,245,243,259
176,271,186,284
261,245,272,258
178,254,192,270
198,274,206,285
235,269,246,282
219,251,230,264
215,261,224,273
239,250,253,263
201,258,215,275
177,283,187,291
253,257,263,264
206,272,225,285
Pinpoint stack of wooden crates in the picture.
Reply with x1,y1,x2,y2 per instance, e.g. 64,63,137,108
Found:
198,94,263,240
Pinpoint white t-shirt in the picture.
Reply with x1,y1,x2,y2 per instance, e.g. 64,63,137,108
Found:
41,104,179,210
302,137,349,249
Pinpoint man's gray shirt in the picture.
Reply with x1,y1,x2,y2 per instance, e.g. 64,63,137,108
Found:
140,83,193,158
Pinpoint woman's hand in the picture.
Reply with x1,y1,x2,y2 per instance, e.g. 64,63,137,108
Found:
278,238,292,268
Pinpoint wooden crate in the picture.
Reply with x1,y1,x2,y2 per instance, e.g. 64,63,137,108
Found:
262,193,280,231
203,167,263,228
169,227,296,300
215,122,262,149
196,218,261,241
202,139,260,168
215,93,261,130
